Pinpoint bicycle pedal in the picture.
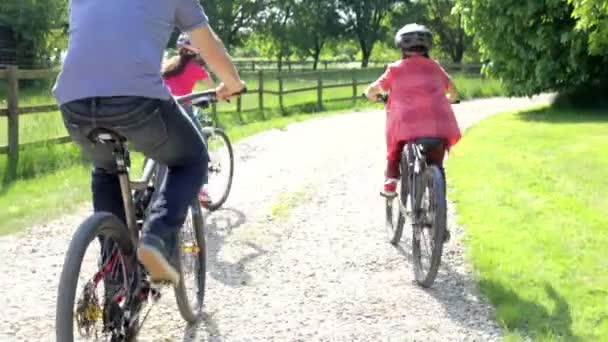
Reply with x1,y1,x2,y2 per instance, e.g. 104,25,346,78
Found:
150,288,162,302
443,230,451,243
380,191,398,199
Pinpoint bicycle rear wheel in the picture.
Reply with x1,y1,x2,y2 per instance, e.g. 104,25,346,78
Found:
174,198,206,323
204,127,234,211
412,165,447,288
56,213,136,342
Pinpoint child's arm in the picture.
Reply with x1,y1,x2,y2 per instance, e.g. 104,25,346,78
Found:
365,81,383,101
446,78,459,102
365,66,392,101
435,60,459,102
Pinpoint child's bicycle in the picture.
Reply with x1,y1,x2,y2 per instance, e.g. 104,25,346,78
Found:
189,96,235,211
55,90,232,342
372,93,458,288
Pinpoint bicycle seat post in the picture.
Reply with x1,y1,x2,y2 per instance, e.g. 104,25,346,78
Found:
113,146,139,247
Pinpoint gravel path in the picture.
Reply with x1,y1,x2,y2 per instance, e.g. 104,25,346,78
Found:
0,95,552,341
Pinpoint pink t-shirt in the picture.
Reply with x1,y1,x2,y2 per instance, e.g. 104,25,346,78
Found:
163,61,209,96
378,56,461,148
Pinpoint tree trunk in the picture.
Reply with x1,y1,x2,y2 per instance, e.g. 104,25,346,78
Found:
451,48,464,63
361,48,372,68
312,49,321,70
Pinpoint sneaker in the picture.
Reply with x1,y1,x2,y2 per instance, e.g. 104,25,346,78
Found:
137,233,179,285
381,178,398,197
198,186,211,209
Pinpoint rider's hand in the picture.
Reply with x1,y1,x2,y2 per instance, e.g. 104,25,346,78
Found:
216,80,246,101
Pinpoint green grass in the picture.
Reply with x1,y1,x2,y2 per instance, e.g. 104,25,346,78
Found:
269,188,314,220
447,107,608,341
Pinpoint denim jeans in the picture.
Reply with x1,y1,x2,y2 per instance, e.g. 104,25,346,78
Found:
60,96,208,241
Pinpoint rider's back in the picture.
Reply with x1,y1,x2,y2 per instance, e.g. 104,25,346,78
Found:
53,0,207,105
380,56,461,147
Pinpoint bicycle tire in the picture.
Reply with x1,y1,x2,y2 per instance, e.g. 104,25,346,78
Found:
174,198,206,323
204,128,234,211
151,164,207,323
412,165,447,288
385,196,405,245
385,155,408,244
56,213,135,342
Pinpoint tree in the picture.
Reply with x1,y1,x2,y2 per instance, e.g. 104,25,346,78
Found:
202,0,267,49
339,0,399,67
455,0,608,96
258,0,296,71
0,0,67,67
569,0,608,55
291,0,342,69
421,0,472,63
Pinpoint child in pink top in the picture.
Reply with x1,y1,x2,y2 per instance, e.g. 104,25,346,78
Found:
366,24,461,196
162,33,216,207
162,33,215,97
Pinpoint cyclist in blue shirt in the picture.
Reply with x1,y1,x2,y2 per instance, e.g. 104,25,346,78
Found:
54,0,245,284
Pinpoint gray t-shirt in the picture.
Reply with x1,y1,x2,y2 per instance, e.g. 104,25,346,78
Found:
53,0,208,105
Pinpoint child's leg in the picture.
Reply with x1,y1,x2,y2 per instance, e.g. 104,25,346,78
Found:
384,141,405,194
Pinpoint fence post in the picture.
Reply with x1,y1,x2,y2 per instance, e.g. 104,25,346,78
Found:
211,102,219,126
287,61,292,72
6,66,19,180
251,61,256,71
278,76,285,115
236,95,244,124
352,77,358,105
324,61,328,70
316,74,323,110
258,70,265,119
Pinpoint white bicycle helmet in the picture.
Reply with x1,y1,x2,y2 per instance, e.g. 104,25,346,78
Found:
395,23,433,52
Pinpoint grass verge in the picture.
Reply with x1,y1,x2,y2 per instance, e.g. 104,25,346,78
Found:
447,107,608,341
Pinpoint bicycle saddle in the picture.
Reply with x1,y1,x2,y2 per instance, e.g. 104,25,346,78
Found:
87,128,126,144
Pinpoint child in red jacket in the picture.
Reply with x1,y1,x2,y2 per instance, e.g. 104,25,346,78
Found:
366,24,461,196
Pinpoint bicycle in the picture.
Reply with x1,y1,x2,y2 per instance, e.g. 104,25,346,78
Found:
55,91,227,342
189,95,235,211
374,94,458,288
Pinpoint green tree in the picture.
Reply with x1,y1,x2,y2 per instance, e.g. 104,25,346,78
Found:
421,0,472,63
291,0,342,69
258,0,295,71
339,0,399,67
0,0,67,67
202,0,267,48
569,0,608,55
456,0,608,96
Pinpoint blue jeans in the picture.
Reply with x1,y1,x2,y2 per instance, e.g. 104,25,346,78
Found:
60,96,208,241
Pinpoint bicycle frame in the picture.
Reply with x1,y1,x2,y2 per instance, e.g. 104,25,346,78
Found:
107,137,157,248
403,143,428,220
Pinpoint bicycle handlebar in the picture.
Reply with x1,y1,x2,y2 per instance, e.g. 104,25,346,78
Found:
175,87,248,107
361,93,460,105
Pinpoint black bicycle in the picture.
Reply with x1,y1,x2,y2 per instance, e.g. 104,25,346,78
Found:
374,94,458,288
55,91,228,342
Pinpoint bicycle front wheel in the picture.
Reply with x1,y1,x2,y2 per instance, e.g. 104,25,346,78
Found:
412,165,447,288
385,195,405,245
204,127,234,211
56,213,136,342
174,198,206,323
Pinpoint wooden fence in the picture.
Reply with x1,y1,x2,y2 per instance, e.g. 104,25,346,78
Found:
0,62,481,175
234,59,482,73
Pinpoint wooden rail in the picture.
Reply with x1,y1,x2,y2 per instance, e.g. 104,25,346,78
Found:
0,62,481,174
